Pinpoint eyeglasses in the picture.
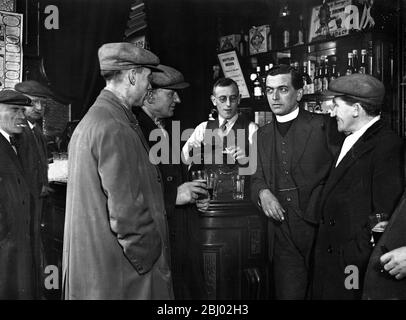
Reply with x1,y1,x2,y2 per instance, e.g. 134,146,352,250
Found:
214,95,239,103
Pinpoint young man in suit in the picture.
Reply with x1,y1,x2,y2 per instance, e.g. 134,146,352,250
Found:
312,74,404,300
0,90,36,299
251,64,342,299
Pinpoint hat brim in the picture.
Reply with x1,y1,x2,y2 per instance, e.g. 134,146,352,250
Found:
161,82,190,90
321,90,342,98
322,90,383,105
143,64,164,72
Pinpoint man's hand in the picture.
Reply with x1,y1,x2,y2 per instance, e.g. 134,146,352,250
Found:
196,197,210,212
258,189,285,222
176,181,207,205
381,246,406,280
40,185,54,197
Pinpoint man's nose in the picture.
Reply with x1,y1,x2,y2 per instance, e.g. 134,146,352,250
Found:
34,101,43,110
330,107,337,117
174,92,181,103
272,90,279,100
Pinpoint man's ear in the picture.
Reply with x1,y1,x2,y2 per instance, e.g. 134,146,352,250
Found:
352,103,361,117
296,88,304,102
128,69,136,85
210,95,217,107
145,90,154,104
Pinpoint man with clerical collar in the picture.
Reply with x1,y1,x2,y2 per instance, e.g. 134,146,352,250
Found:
312,74,404,300
182,77,258,170
251,64,343,299
0,90,39,299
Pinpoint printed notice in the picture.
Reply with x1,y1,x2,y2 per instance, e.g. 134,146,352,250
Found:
218,50,250,99
0,10,22,90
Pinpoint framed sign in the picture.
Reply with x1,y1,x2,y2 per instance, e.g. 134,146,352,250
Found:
0,10,22,90
217,50,250,99
309,0,376,43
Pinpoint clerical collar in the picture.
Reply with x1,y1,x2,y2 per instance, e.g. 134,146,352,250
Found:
28,121,35,130
275,106,299,123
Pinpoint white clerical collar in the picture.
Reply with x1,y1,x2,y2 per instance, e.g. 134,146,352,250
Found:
0,128,12,144
218,113,238,127
275,106,299,123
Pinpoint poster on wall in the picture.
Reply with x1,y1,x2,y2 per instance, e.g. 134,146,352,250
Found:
0,10,22,91
217,50,250,99
308,0,376,43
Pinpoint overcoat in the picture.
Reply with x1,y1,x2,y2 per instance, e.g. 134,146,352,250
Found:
0,134,34,299
62,90,173,300
362,190,406,300
312,121,404,300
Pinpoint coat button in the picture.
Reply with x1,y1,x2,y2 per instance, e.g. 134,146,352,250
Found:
327,245,333,254
329,219,336,226
166,176,173,182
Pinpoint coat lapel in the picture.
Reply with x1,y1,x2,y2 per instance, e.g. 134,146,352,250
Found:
321,120,383,203
291,109,313,169
0,133,25,175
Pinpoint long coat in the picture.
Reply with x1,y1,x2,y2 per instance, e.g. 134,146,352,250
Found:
0,134,34,299
362,191,406,300
18,124,49,296
312,121,404,300
62,90,173,300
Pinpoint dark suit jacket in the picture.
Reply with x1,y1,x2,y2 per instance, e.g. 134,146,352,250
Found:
0,134,35,299
251,108,341,224
312,120,404,300
134,108,184,217
363,190,406,300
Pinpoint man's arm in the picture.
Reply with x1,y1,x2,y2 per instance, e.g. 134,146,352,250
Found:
97,122,161,274
181,121,207,163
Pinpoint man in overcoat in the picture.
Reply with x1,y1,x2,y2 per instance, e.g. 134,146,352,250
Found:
250,64,341,299
312,74,404,300
0,90,35,299
62,43,172,299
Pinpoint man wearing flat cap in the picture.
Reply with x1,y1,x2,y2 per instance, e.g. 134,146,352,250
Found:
0,90,37,299
62,43,173,299
312,74,404,300
134,64,208,298
14,80,57,298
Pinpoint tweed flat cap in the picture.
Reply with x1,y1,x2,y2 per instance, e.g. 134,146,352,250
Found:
324,74,385,105
98,42,162,72
152,65,189,89
0,89,32,106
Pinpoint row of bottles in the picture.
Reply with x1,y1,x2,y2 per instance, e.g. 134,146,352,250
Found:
244,43,374,99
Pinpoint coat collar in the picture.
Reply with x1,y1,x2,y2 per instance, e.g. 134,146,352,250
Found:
0,133,25,175
321,120,384,203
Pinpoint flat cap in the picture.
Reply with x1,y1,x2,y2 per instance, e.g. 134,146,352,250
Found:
98,42,162,71
0,89,31,106
152,65,189,89
14,80,63,102
324,74,385,105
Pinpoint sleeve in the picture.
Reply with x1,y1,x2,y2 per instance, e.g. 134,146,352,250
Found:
248,122,259,145
250,128,271,209
181,121,207,162
96,122,161,274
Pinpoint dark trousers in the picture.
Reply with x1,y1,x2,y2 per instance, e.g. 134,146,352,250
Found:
272,190,317,300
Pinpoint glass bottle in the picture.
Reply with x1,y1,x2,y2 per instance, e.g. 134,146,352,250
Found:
359,49,367,74
352,49,359,73
346,52,354,75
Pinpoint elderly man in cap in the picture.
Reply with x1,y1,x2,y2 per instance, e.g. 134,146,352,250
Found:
0,90,38,299
62,43,173,300
14,80,58,297
134,65,208,298
312,74,404,300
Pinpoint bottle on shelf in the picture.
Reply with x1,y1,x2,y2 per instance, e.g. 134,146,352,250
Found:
345,52,354,75
314,63,321,93
322,56,329,92
329,55,338,82
296,14,305,45
359,49,367,74
261,65,269,92
302,61,312,95
368,40,374,76
352,49,359,73
253,66,263,99
238,29,247,57
283,25,290,48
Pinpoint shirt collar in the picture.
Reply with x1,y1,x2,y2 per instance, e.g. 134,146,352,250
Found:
347,115,381,140
0,128,11,144
28,121,35,130
275,106,299,123
218,113,238,128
